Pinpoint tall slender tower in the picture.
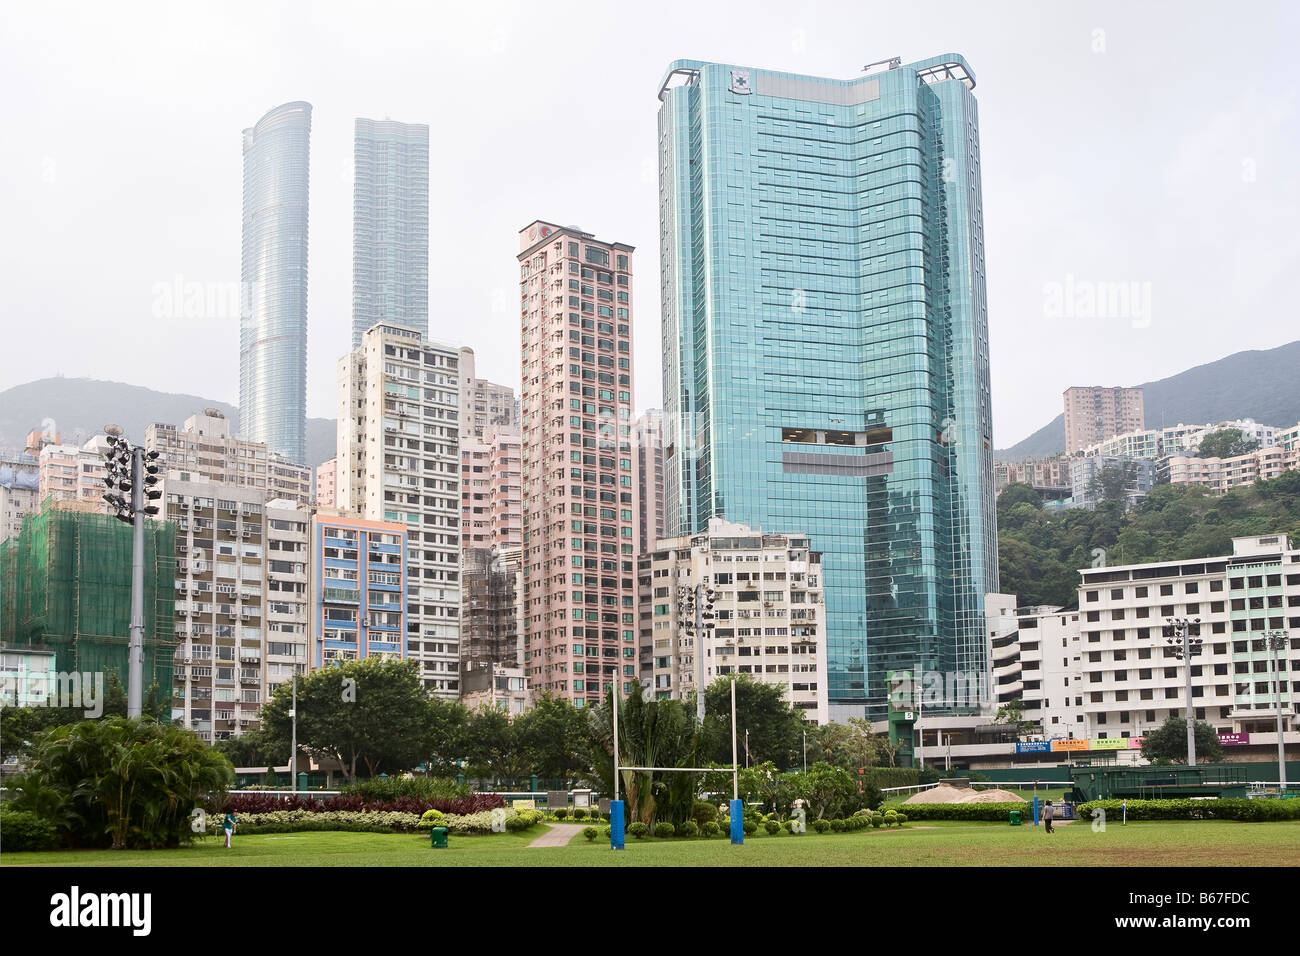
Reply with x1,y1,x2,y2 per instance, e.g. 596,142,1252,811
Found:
657,57,999,720
240,101,312,465
518,221,638,708
352,118,430,348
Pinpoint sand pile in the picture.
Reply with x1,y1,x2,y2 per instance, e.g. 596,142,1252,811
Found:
903,785,1027,805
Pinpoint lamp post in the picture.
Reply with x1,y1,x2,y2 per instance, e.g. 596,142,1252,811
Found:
679,579,715,720
1163,616,1203,766
100,426,162,718
1264,630,1290,793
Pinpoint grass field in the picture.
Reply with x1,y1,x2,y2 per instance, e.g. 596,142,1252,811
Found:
5,819,1298,867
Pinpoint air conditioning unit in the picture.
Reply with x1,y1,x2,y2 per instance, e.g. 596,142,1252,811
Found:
183,657,192,664
242,531,251,539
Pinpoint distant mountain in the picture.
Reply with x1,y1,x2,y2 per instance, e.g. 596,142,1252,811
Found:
0,377,337,469
996,341,1300,460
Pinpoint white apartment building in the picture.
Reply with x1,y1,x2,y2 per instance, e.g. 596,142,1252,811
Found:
0,481,38,542
337,323,462,696
162,477,309,739
1085,419,1284,461
458,346,518,441
1164,445,1297,494
638,518,828,724
1076,535,1299,743
145,410,312,506
986,594,1085,737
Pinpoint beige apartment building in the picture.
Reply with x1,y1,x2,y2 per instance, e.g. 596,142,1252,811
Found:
145,410,312,506
460,423,522,550
638,519,828,724
518,220,638,707
458,346,518,441
1063,386,1145,454
634,409,664,556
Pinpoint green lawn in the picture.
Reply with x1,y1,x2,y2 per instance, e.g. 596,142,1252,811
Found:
5,819,1299,867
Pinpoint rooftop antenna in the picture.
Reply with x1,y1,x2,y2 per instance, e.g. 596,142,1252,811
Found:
862,57,901,73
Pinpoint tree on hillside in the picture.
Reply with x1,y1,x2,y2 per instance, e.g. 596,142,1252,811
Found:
997,482,1042,510
261,657,430,781
1195,428,1259,460
1139,716,1224,764
1089,462,1138,506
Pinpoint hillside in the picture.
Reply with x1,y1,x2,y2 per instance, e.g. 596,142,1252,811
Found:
0,377,336,468
996,340,1300,460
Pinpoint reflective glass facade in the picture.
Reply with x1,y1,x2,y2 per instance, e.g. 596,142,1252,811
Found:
240,101,311,465
352,118,430,349
657,57,998,719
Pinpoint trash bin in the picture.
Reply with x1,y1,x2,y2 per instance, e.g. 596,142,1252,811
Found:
431,827,449,849
1009,810,1022,826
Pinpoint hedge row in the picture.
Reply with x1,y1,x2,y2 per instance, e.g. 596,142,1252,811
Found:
232,810,425,834
0,807,61,851
224,792,504,816
419,808,544,834
1077,799,1300,822
881,801,1027,821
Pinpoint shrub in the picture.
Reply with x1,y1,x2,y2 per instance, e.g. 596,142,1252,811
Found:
896,813,908,825
680,820,699,837
830,818,846,832
602,827,612,840
553,807,568,820
812,819,831,834
870,814,884,828
692,800,719,828
702,821,722,838
781,820,794,833
883,802,1026,822
742,820,758,836
583,826,599,842
654,822,676,838
419,809,446,828
1075,798,1300,823
234,809,425,834
764,819,781,835
339,776,468,803
628,822,650,839
223,791,504,817
572,808,588,821
9,716,233,850
0,807,60,851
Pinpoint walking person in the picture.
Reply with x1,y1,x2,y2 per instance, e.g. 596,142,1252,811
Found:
222,810,238,849
1042,800,1055,835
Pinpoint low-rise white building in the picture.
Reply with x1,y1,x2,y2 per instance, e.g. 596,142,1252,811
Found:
638,518,827,723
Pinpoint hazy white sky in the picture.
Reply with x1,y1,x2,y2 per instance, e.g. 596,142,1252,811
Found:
1,0,1296,447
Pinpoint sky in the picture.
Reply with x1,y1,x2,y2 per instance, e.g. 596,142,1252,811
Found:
1,0,1297,450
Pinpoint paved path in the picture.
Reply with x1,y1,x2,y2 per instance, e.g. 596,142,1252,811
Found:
527,823,587,848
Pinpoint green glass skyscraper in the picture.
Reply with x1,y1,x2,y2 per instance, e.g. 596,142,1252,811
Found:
657,56,998,719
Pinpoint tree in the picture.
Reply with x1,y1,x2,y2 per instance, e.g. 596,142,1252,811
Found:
997,482,1042,511
700,675,805,770
1089,462,1137,506
10,717,233,849
514,692,587,782
423,697,469,777
994,698,1038,738
1140,716,1224,764
807,718,878,769
260,657,430,781
1195,428,1259,460
462,705,528,782
213,727,287,769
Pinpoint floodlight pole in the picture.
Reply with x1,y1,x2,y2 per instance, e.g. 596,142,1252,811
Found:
127,445,145,719
290,673,298,792
1183,622,1196,767
695,584,706,721
730,679,738,801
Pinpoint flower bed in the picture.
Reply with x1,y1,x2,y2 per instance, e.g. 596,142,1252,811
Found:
224,792,505,816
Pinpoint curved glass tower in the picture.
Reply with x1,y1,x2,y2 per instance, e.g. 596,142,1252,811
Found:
657,57,999,720
240,101,311,465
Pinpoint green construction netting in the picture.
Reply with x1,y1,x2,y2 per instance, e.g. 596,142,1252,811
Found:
0,499,176,694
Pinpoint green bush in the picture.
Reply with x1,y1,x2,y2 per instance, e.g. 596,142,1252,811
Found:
812,819,831,833
896,813,908,825
418,808,446,828
0,807,61,851
680,820,699,837
628,822,649,839
830,818,846,832
781,819,794,833
572,808,588,821
870,813,884,828
702,821,722,838
762,819,780,834
339,776,467,803
884,802,1026,822
234,809,424,834
654,822,676,838
553,807,568,820
602,827,612,840
742,820,758,836
583,826,599,842
9,716,233,850
1076,798,1300,822
692,800,719,828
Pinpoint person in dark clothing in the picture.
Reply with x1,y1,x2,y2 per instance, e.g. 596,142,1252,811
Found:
1042,800,1055,834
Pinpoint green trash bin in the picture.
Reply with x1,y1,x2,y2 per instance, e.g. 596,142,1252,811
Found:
1009,810,1022,827
431,826,449,849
